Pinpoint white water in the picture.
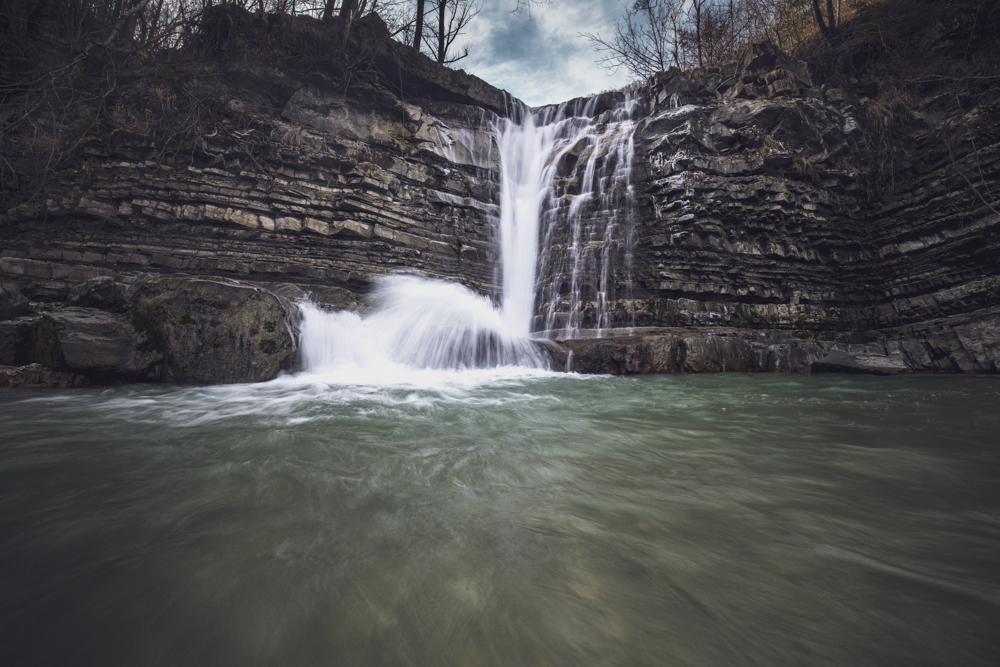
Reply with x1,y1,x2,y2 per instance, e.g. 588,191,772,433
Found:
297,93,641,375
298,276,545,379
496,95,641,338
536,94,641,336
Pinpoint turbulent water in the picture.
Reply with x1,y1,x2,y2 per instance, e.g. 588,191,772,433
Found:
297,276,545,372
1,373,998,667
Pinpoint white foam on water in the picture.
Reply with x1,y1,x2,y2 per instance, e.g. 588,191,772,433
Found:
294,275,550,389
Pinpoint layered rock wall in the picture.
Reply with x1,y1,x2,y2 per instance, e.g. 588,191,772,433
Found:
1,14,505,306
2,7,998,379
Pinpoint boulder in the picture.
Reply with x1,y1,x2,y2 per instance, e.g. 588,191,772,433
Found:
680,335,760,372
30,308,163,379
64,276,130,312
810,351,908,375
561,335,684,375
129,276,294,383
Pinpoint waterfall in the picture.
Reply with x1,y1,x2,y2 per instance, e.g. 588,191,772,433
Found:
297,92,641,374
496,94,641,339
298,275,543,374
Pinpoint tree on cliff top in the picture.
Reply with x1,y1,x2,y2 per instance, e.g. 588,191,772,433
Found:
412,0,481,65
584,0,686,78
585,0,851,78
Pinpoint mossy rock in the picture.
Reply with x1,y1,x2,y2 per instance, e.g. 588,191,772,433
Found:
130,276,293,384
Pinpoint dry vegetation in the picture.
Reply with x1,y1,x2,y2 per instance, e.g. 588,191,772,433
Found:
0,1,414,209
1,0,997,209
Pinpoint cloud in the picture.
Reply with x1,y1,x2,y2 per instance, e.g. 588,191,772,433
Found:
452,0,634,107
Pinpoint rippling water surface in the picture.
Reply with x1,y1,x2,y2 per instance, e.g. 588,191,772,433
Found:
1,372,998,666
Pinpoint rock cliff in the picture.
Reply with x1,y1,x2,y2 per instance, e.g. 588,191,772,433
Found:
1,3,998,382
1,10,505,307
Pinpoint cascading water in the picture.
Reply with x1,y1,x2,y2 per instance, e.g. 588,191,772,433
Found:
298,275,543,376
495,94,641,339
296,92,642,374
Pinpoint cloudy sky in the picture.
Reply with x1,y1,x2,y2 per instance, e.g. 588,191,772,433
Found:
451,0,635,107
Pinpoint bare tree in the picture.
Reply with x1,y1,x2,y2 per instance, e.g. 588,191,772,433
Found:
322,0,339,21
422,0,480,65
512,0,551,13
584,0,687,79
586,0,795,80
413,0,425,48
810,0,839,39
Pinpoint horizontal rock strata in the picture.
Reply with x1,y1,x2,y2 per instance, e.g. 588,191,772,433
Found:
537,315,1000,375
1,7,998,380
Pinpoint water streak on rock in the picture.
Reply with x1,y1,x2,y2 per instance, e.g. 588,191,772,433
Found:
494,94,641,339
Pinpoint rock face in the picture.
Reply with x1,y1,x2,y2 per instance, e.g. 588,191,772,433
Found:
0,364,89,389
30,308,163,380
538,330,955,376
1,4,998,379
129,276,294,384
0,12,503,306
0,287,32,321
0,276,294,385
529,25,999,373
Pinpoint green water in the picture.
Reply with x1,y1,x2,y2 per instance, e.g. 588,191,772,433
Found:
1,372,998,666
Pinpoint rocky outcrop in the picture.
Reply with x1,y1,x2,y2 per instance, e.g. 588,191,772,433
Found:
0,314,37,366
30,308,162,380
0,12,504,307
532,15,999,373
0,364,89,389
539,323,994,375
0,287,32,321
1,3,997,379
0,276,294,385
129,276,293,383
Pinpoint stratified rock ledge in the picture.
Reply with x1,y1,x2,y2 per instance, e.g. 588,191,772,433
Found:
536,319,1000,375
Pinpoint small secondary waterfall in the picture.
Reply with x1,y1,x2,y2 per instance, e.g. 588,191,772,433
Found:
297,92,641,373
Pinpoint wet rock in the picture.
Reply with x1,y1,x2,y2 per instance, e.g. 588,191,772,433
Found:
0,316,39,366
0,364,89,388
680,335,760,372
810,350,907,375
551,329,924,375
560,335,683,375
129,276,293,383
29,308,163,380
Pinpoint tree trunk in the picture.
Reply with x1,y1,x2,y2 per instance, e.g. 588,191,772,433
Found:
322,0,337,22
695,1,703,67
437,0,445,64
826,0,837,32
413,0,425,50
339,0,356,19
811,0,829,37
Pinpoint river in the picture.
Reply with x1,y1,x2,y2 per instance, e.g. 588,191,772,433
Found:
1,372,997,666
